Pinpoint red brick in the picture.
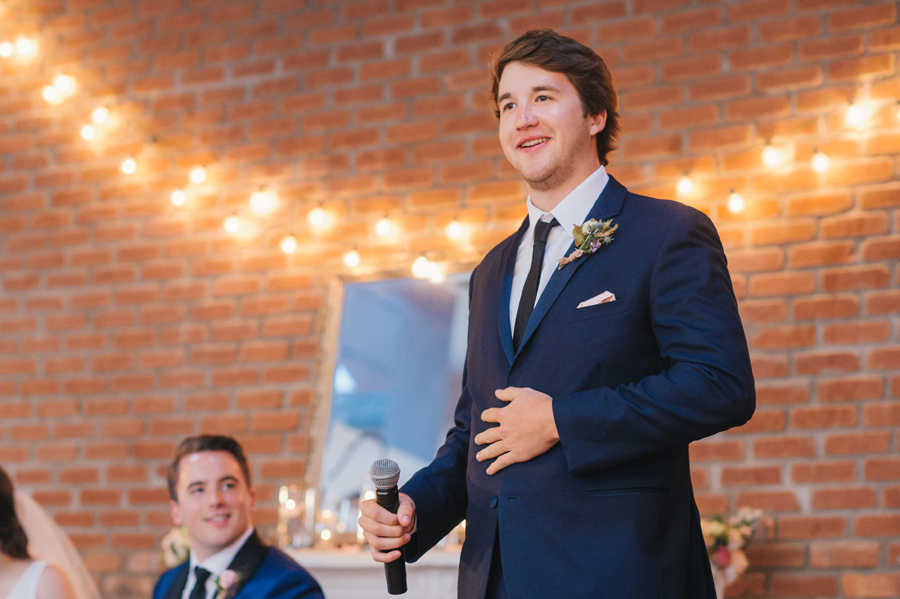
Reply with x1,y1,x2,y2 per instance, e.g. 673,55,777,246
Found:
812,487,876,510
825,432,892,455
869,347,900,370
689,439,745,461
855,514,900,537
828,4,897,32
721,465,781,486
863,401,900,426
770,574,838,597
793,295,860,320
823,266,890,291
790,405,856,429
842,573,900,598
795,351,859,375
786,191,853,217
810,541,879,568
744,543,806,567
755,436,816,458
756,383,809,405
792,461,856,483
779,516,846,539
788,241,854,267
865,458,900,480
737,490,799,512
752,325,816,349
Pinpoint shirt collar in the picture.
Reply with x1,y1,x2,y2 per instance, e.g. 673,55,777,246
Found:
525,165,609,238
189,526,254,580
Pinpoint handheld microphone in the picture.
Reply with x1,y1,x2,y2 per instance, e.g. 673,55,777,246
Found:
369,459,408,595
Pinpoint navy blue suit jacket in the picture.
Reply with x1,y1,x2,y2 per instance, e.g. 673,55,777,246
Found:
401,176,755,598
152,532,324,599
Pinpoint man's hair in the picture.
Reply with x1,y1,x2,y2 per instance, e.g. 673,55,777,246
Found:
0,466,31,560
490,29,620,166
166,435,252,501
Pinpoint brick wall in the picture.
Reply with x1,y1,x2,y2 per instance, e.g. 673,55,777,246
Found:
0,0,898,597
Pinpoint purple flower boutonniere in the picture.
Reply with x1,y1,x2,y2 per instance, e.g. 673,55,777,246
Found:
557,218,618,269
214,570,242,599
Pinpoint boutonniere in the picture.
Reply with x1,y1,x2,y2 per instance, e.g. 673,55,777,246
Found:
213,570,242,599
557,218,618,269
160,526,190,567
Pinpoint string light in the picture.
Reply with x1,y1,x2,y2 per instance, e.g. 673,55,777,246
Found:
320,530,332,541
811,149,830,173
120,157,137,174
190,166,206,183
280,234,297,254
0,42,12,58
307,206,326,227
375,216,393,237
343,250,360,268
53,74,76,97
223,214,240,233
727,190,745,214
80,125,95,140
445,218,463,239
171,190,186,206
15,37,35,57
249,188,277,215
91,106,109,124
845,102,870,128
762,144,784,167
42,85,61,104
413,255,447,282
676,176,693,195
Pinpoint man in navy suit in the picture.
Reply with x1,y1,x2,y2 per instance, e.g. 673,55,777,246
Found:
153,435,323,599
359,29,755,598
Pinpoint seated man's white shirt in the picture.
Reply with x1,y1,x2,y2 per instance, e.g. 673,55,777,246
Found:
182,527,254,599
509,165,610,330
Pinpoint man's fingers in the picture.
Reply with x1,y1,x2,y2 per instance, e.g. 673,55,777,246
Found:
475,440,507,462
363,528,411,551
481,407,501,423
397,495,416,528
494,387,520,401
474,425,502,446
486,453,514,475
368,545,404,563
359,499,399,525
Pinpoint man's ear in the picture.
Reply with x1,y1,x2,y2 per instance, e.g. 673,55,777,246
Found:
170,500,182,526
249,488,257,511
589,110,607,137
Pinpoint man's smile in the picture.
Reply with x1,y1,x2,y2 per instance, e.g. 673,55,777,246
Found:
518,136,550,150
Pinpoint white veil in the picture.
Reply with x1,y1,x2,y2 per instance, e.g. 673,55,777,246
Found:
14,492,102,599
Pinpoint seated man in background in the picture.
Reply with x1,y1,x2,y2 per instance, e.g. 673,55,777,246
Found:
153,435,324,599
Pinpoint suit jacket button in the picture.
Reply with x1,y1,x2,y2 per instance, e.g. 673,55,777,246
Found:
489,497,498,508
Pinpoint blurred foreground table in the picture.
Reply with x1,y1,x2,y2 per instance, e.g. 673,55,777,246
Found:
287,546,459,599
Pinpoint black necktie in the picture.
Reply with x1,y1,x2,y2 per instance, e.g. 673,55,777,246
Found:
513,217,559,351
189,567,212,599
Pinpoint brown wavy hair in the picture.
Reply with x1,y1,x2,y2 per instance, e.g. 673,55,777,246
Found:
0,467,30,560
490,29,620,166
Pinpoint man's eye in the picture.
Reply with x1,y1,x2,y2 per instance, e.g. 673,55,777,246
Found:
502,102,515,112
191,487,203,495
536,95,549,102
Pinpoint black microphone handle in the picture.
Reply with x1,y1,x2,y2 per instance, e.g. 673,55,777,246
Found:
375,486,408,595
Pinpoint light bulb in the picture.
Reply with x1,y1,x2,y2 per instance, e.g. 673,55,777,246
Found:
343,250,360,268
375,217,392,236
53,74,76,97
81,125,95,140
320,530,332,541
762,144,783,167
676,176,693,195
223,215,240,233
307,207,326,227
190,166,206,183
42,85,61,104
0,43,12,58
171,190,186,206
250,189,277,215
120,157,137,174
92,106,109,124
15,38,35,57
412,255,432,279
727,191,745,214
445,219,463,239
280,235,297,254
811,150,830,173
845,103,870,128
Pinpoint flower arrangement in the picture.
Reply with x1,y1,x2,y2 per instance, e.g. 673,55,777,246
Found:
701,508,762,597
160,525,191,568
557,218,618,269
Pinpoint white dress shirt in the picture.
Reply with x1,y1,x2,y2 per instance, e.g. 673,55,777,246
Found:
509,166,610,332
182,527,254,599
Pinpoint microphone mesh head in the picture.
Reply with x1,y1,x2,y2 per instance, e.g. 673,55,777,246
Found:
369,459,400,489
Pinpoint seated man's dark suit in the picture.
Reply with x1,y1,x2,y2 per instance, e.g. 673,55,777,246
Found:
152,531,324,599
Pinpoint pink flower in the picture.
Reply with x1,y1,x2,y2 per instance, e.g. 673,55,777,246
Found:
217,570,239,590
714,546,732,567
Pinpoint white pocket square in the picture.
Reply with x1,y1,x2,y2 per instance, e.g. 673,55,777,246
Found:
577,291,615,309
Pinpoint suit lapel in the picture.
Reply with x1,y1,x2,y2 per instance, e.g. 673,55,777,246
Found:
513,176,628,358
498,217,530,365
224,531,268,598
163,563,189,599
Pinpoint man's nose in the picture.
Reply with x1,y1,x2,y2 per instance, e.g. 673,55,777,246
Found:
208,488,224,505
516,103,537,127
